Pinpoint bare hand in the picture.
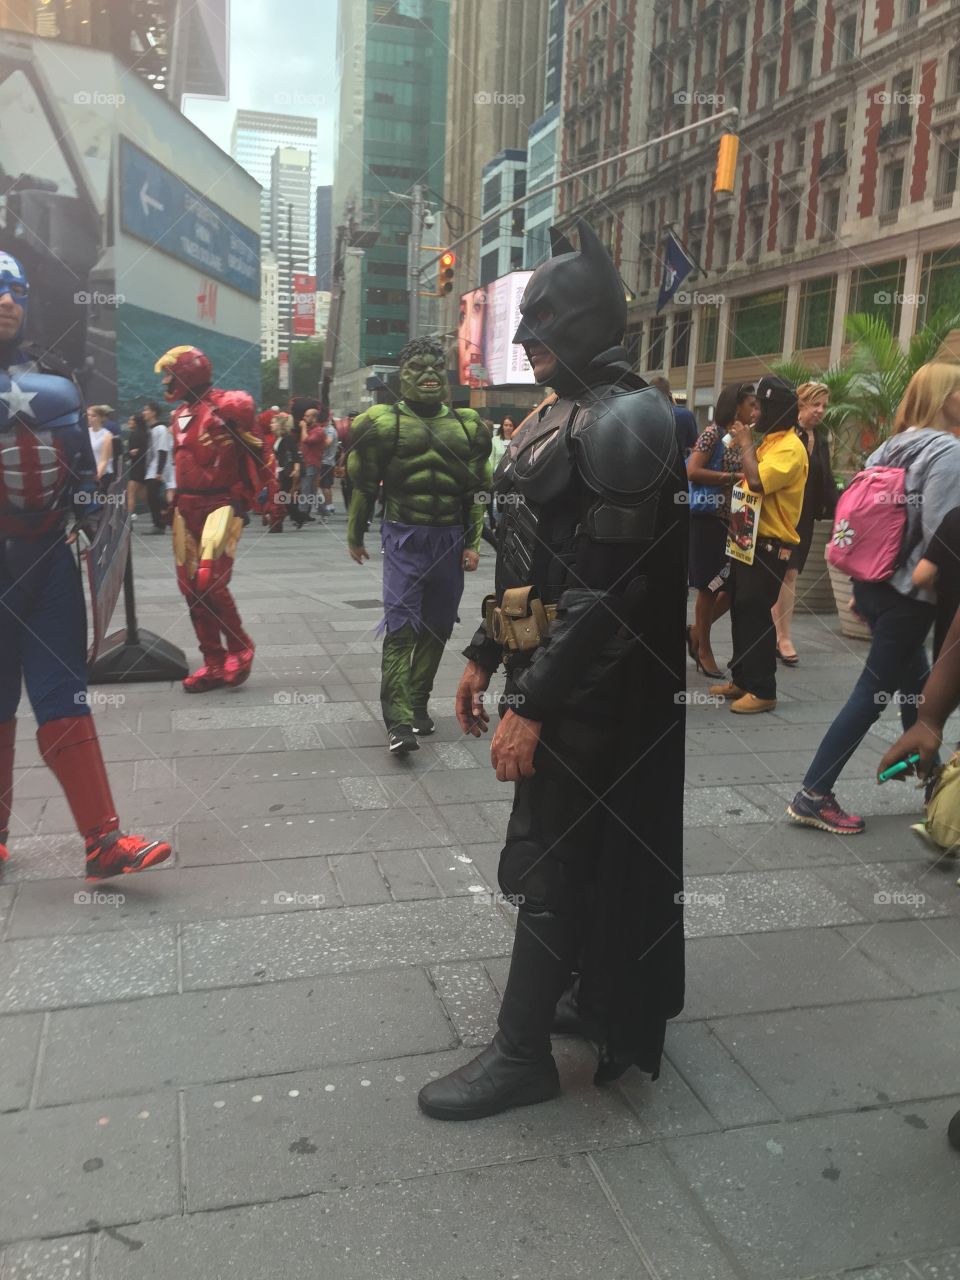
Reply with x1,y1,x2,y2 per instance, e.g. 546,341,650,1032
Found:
349,543,370,564
729,422,754,449
456,661,491,736
462,549,480,572
490,709,541,781
878,720,943,782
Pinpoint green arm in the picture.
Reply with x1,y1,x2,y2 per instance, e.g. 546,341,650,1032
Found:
462,415,492,553
346,410,386,548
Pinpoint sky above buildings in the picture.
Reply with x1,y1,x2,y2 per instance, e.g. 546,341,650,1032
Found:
183,0,338,182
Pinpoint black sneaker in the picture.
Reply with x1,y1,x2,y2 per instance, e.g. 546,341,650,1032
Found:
412,713,435,736
388,725,419,755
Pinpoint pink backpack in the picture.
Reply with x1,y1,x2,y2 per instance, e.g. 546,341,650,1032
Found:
826,466,908,582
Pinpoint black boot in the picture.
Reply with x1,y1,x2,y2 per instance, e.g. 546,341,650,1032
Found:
418,910,574,1121
949,1109,960,1151
552,977,601,1040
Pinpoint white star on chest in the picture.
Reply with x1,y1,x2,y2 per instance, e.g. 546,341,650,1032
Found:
0,380,38,420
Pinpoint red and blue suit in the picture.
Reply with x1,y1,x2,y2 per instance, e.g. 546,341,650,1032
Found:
0,251,170,877
155,346,272,692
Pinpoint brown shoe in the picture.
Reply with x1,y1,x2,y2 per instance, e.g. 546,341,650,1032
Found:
730,693,777,714
709,682,745,699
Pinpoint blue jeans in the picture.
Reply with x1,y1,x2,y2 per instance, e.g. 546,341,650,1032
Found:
802,580,935,795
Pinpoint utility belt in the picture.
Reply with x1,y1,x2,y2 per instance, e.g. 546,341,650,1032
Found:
482,586,557,652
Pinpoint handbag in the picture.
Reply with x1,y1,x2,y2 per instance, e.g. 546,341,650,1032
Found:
925,750,960,854
687,438,726,516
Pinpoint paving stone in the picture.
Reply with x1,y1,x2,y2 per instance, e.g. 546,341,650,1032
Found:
338,775,432,810
816,860,958,923
429,741,479,769
420,768,509,804
171,702,372,732
0,928,178,1013
836,918,960,994
429,961,500,1046
709,995,960,1117
0,1234,91,1280
667,1103,960,1279
0,1011,43,1111
375,849,439,900
615,1053,719,1138
683,927,909,1019
329,852,392,905
591,1143,746,1280
733,815,929,870
5,858,341,938
38,969,454,1107
684,827,756,876
665,1022,781,1128
99,727,289,761
681,868,866,938
0,1092,177,1245
421,845,497,897
180,898,513,989
177,805,457,864
682,787,772,828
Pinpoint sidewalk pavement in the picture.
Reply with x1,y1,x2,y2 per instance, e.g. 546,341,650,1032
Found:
2,509,959,1280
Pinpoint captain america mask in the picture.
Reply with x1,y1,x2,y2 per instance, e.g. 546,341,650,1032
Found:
513,220,626,386
0,252,28,343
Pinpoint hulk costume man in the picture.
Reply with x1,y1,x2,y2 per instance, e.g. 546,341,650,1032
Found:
347,338,491,755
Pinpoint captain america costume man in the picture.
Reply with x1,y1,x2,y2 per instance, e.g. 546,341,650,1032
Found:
0,252,170,878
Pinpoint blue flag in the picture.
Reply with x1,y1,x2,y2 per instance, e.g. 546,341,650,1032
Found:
656,231,696,314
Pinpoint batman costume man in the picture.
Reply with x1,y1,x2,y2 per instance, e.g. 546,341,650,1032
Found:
418,221,688,1121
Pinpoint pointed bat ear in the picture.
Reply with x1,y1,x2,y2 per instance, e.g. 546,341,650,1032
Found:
549,226,575,256
575,218,606,260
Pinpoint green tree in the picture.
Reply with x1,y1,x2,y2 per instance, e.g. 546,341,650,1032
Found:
260,339,326,407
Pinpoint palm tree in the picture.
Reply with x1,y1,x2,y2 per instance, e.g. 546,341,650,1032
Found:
773,306,960,474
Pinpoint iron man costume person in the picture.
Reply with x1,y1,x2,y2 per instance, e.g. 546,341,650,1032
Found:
0,252,169,878
155,346,271,693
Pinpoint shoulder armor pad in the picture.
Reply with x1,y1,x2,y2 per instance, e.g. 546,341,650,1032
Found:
574,385,678,504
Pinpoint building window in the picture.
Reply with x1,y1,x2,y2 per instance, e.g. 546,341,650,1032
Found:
735,13,748,49
705,32,718,71
728,288,787,358
949,48,960,97
482,173,502,213
615,40,626,71
904,0,921,17
747,214,764,261
648,317,666,369
792,129,806,168
882,160,905,213
715,226,731,269
918,246,960,323
768,0,782,28
823,188,841,234
624,325,643,367
698,305,720,363
727,78,742,112
513,170,526,200
797,275,837,349
573,27,582,59
642,257,654,292
672,310,692,367
838,15,857,64
891,70,913,121
830,109,847,152
796,40,814,84
781,204,800,249
850,259,906,331
937,144,959,197
682,0,694,25
762,62,777,106
677,54,689,93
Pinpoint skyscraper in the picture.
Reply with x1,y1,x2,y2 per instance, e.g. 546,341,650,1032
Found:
231,110,318,262
331,0,451,387
271,148,313,346
315,185,333,291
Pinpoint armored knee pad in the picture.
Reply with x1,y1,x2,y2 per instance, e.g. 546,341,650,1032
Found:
499,839,569,914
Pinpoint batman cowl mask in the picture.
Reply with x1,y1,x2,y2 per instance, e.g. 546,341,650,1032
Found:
513,219,627,391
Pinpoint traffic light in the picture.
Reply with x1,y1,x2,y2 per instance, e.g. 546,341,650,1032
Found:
714,133,739,194
439,250,457,294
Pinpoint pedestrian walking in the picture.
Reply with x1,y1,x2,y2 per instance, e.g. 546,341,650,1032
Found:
142,400,172,532
789,361,960,834
124,410,150,521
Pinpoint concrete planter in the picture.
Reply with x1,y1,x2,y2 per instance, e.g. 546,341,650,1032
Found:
826,558,873,641
794,521,836,614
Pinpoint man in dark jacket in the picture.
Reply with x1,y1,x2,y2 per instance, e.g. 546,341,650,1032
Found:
417,221,688,1122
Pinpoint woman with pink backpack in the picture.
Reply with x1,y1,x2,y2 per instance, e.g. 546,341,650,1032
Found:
788,362,960,835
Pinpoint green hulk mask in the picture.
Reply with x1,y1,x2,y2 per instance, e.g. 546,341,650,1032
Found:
399,342,447,404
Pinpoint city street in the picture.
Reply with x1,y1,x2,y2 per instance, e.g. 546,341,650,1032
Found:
1,511,960,1280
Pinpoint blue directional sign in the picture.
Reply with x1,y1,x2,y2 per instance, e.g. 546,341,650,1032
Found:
119,139,260,299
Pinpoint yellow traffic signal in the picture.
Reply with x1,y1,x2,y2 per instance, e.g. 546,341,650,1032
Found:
439,250,457,294
714,133,739,194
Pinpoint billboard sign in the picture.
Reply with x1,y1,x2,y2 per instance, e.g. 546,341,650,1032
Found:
292,272,317,336
457,270,535,388
119,138,259,298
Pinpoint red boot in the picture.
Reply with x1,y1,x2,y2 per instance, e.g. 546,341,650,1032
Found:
36,716,171,879
0,718,14,863
183,660,228,693
223,645,255,688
